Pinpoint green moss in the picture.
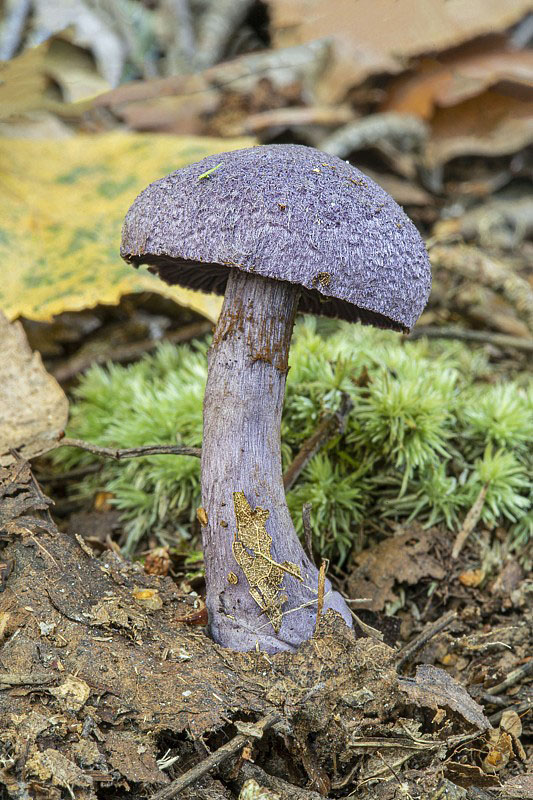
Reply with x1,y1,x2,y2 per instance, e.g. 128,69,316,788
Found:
52,320,532,561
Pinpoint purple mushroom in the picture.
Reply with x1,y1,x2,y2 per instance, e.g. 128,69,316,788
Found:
121,144,431,653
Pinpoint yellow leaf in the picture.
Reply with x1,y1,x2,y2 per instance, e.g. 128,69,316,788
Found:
0,132,255,323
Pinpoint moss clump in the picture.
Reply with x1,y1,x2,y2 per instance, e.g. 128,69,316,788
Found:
52,320,533,561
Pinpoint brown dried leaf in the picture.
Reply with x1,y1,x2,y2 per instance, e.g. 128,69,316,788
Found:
425,89,533,168
399,664,491,731
347,526,445,611
383,43,533,119
0,462,51,526
105,730,168,785
25,748,92,792
49,675,91,712
268,0,533,102
0,312,69,466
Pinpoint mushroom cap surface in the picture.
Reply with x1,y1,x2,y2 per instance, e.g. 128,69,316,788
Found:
121,144,431,331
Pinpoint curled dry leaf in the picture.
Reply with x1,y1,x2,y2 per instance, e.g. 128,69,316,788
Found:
0,311,68,466
268,0,533,103
32,0,126,87
383,44,533,119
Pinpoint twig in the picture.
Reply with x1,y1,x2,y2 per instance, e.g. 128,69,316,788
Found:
0,672,54,686
452,483,489,559
485,659,533,696
230,761,329,800
283,393,353,491
314,560,327,634
408,326,533,353
301,502,314,563
319,112,428,160
395,611,457,672
51,321,212,383
56,439,201,460
149,713,281,800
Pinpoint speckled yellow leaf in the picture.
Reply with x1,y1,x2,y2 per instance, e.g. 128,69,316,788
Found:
0,133,254,322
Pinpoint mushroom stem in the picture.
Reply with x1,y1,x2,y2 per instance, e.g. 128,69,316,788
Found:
201,269,352,652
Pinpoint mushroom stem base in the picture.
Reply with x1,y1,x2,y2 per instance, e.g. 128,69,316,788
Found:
201,269,352,653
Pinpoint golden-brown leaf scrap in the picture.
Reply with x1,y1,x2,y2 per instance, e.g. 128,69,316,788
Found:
232,491,301,633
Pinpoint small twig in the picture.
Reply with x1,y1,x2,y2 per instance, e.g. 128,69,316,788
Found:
301,502,314,563
149,713,281,800
230,761,329,800
396,611,457,672
452,483,489,559
319,112,428,160
55,439,201,461
51,321,212,383
283,393,353,491
408,326,533,353
485,659,533,696
0,672,54,686
314,560,327,634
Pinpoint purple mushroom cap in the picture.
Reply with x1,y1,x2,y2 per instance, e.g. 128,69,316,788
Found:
121,144,431,332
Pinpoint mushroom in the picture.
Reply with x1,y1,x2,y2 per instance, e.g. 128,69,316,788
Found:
121,144,431,653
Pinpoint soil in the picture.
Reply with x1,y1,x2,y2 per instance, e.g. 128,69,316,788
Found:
0,458,531,799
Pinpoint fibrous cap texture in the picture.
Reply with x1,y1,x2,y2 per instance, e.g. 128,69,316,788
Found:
121,144,431,331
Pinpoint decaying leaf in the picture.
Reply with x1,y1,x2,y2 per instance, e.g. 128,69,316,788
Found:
347,525,445,611
232,491,302,633
0,311,68,466
31,0,126,87
0,133,254,324
25,747,93,794
49,675,90,712
499,774,533,799
399,664,491,731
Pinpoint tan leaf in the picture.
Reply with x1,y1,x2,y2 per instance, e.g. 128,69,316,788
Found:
268,0,533,103
0,311,69,466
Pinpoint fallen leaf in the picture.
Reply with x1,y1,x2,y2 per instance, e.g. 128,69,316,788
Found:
399,664,491,731
0,42,49,121
0,133,254,323
425,89,533,168
268,0,533,103
105,730,169,785
347,526,445,611
0,311,68,466
49,675,91,711
383,43,533,119
32,0,126,87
